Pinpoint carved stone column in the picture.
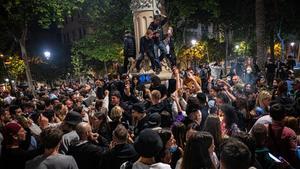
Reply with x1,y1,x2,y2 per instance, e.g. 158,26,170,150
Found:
131,0,161,56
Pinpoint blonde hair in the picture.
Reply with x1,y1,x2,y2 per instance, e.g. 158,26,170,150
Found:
256,90,271,107
110,106,123,122
151,90,161,100
145,29,153,36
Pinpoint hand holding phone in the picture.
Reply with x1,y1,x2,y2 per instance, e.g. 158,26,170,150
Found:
268,153,281,163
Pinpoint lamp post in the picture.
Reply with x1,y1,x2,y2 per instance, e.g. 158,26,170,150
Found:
290,42,295,58
44,51,51,60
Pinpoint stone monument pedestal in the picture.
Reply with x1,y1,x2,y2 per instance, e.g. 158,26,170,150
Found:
130,0,171,75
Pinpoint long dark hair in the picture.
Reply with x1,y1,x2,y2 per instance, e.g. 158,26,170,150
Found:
172,122,186,149
132,75,140,85
220,104,238,129
277,81,288,97
181,131,215,169
203,115,222,155
156,129,172,162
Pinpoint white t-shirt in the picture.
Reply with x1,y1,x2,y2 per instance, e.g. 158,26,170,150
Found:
133,161,171,169
175,153,219,169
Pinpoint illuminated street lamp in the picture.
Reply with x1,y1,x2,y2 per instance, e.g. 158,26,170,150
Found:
191,39,197,46
4,78,9,83
44,51,51,60
235,45,240,50
290,42,295,47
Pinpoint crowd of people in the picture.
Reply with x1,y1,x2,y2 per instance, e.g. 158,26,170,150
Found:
0,55,300,169
0,12,300,169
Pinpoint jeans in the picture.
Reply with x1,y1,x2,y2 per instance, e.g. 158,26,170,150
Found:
136,51,160,71
154,42,167,62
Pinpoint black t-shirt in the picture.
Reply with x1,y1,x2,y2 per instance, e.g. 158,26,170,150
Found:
68,142,106,169
1,147,41,169
146,102,166,114
134,115,149,136
140,36,154,53
99,144,138,169
287,59,296,69
148,18,168,41
265,62,276,74
153,36,160,45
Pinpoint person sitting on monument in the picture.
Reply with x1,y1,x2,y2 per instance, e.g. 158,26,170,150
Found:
136,29,161,73
149,15,168,73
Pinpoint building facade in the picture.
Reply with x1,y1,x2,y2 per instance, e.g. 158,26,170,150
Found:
61,11,94,45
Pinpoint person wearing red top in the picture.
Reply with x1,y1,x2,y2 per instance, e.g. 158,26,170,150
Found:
267,102,298,168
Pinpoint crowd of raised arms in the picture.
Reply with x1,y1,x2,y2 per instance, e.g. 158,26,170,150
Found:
1,15,300,169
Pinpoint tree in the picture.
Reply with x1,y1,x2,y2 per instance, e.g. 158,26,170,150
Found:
6,56,26,80
166,0,255,63
71,54,85,77
0,0,84,91
165,0,219,44
234,41,251,56
267,42,281,59
72,31,124,63
255,0,266,69
71,0,132,74
71,31,124,75
179,41,208,68
207,39,225,62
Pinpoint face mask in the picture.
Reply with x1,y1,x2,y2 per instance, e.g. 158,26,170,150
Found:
246,68,252,74
169,145,178,153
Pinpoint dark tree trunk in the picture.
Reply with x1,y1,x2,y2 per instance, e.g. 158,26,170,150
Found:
270,29,275,60
255,0,266,70
19,26,35,96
